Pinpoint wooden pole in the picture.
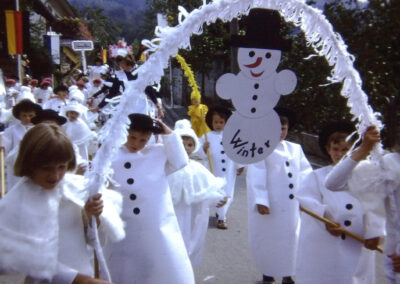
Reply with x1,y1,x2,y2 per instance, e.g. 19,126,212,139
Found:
204,133,214,174
0,135,6,198
300,206,383,253
199,107,214,174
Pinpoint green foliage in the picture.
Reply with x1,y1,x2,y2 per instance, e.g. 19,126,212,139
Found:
323,0,400,147
68,0,153,44
79,7,121,47
278,26,352,134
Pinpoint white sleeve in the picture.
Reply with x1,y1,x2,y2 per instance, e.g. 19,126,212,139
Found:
246,161,269,208
296,171,327,217
325,156,358,192
163,132,189,175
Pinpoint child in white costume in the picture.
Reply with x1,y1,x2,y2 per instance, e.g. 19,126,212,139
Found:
168,119,226,267
199,106,244,229
325,126,399,283
104,113,195,284
246,108,312,284
296,122,376,284
62,101,97,162
2,99,42,154
44,85,69,113
0,123,124,284
3,100,42,190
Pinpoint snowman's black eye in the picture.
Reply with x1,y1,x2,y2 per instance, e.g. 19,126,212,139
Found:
265,52,271,59
249,51,255,57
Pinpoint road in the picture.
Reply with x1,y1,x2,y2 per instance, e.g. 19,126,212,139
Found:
194,171,387,284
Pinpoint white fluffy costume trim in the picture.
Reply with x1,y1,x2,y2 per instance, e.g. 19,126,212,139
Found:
168,159,225,205
0,177,61,280
0,174,124,280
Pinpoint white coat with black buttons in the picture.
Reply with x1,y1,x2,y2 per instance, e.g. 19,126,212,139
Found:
246,140,312,278
104,132,194,284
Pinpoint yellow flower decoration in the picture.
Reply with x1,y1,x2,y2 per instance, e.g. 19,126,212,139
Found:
175,54,201,102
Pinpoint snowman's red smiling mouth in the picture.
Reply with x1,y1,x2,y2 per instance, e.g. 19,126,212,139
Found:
244,57,264,77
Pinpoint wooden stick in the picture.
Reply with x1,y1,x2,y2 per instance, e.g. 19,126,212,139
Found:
0,135,5,198
300,206,383,253
204,133,214,174
199,107,214,174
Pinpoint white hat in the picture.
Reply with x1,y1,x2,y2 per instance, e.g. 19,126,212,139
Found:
174,119,200,153
62,100,85,116
69,89,85,104
68,85,78,92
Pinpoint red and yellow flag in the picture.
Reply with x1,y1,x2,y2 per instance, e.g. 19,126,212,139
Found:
5,10,23,55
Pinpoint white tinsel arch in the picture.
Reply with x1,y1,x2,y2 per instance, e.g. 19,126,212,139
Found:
86,0,383,279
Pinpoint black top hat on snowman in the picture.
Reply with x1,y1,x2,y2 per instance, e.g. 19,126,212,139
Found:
230,8,291,51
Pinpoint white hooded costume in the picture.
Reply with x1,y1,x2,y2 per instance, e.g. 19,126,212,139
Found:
168,119,225,266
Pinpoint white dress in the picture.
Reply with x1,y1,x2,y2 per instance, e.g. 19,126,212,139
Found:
246,140,312,278
199,130,239,221
104,132,195,284
296,166,376,284
34,88,52,106
63,118,96,162
168,159,225,266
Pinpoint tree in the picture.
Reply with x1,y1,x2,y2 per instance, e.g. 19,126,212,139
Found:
79,7,121,49
324,0,400,147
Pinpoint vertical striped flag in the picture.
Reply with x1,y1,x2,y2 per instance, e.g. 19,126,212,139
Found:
5,10,23,55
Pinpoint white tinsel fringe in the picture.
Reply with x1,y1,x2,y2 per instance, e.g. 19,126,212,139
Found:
85,0,384,280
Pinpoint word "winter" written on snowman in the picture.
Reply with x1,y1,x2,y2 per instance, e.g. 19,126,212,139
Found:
229,129,270,158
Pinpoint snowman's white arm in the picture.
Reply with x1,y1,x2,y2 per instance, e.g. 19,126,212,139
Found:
275,69,298,96
215,73,237,100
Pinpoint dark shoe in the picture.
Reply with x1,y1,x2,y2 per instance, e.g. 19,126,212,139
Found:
259,275,275,284
282,276,294,284
217,220,228,229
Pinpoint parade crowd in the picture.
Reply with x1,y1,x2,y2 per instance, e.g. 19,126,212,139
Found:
0,50,399,284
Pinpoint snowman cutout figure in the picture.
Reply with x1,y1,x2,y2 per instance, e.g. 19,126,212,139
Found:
216,8,297,164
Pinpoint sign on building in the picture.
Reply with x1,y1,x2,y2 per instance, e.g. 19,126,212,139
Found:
71,40,94,51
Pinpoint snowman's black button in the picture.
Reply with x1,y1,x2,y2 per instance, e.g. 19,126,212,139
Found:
341,234,346,240
344,220,352,227
289,184,294,189
286,161,290,166
252,95,258,100
124,162,131,169
254,83,259,89
222,168,226,172
289,194,294,199
346,204,353,210
251,108,256,113
288,173,293,178
127,178,134,185
133,208,140,215
222,159,226,163
130,194,136,200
